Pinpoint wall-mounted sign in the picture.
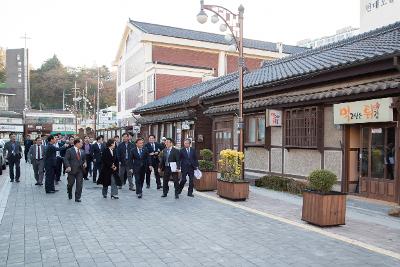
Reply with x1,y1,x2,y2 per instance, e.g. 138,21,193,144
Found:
52,124,75,132
0,125,23,132
265,109,282,127
182,121,191,130
333,98,393,124
365,0,395,12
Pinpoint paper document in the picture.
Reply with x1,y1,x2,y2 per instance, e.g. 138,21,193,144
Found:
170,162,178,172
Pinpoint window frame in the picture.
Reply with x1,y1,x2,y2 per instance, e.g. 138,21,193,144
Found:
245,113,266,146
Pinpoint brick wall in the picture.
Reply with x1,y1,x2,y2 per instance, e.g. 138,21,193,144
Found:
155,74,202,99
226,55,264,73
153,45,218,73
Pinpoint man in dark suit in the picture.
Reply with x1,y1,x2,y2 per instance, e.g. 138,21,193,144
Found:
54,133,65,184
129,138,151,198
92,136,104,183
24,135,33,163
44,135,65,193
179,139,199,197
145,135,162,189
64,138,86,202
82,136,92,181
117,133,135,190
28,137,45,185
3,133,22,182
159,138,181,199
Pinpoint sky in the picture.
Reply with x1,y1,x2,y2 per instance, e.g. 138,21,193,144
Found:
0,0,360,69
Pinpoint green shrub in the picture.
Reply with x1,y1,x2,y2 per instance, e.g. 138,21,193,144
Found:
255,175,309,195
287,179,309,195
308,169,337,193
199,149,215,171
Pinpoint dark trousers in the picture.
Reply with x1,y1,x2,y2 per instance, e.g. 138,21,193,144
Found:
93,161,101,181
180,168,195,195
8,157,21,181
84,155,92,179
67,171,83,200
45,165,56,192
55,157,63,181
162,167,179,196
145,161,161,187
24,150,29,162
135,168,146,195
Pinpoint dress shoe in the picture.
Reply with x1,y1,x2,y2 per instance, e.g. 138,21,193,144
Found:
54,189,59,192
175,194,179,199
146,185,150,189
157,186,162,190
187,194,194,197
137,194,142,199
38,183,43,186
68,192,72,200
35,182,40,185
46,191,55,194
55,181,59,185
111,195,119,200
129,188,135,191
75,199,81,202
16,179,20,183
161,194,167,198
10,180,14,182
93,180,97,183
103,195,107,198
84,178,89,180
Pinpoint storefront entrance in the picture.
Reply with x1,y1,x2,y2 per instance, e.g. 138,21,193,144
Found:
359,125,397,202
213,118,233,159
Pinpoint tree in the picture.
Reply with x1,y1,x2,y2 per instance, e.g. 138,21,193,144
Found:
0,47,5,84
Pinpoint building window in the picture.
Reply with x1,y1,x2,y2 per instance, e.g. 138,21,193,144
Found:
18,67,22,72
18,61,22,66
284,107,320,148
166,123,173,139
17,54,21,60
18,79,22,83
246,114,265,145
18,73,22,78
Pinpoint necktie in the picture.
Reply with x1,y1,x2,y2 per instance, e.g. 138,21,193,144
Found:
37,145,40,160
187,148,190,156
152,143,155,151
76,149,80,161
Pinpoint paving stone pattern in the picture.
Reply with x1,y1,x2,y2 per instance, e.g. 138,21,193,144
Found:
0,162,399,266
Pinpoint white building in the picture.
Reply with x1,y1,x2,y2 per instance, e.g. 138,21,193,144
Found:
360,0,400,32
297,27,359,49
97,106,117,130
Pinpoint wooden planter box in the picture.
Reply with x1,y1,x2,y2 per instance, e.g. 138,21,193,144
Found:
302,190,347,227
194,171,217,191
217,179,249,201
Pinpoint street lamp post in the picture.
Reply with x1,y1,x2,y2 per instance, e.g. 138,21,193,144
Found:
197,0,245,178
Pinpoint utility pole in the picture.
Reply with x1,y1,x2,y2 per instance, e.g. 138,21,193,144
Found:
72,81,80,134
84,81,88,118
95,67,101,135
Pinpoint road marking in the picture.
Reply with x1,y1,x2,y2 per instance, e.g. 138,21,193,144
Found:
195,190,400,261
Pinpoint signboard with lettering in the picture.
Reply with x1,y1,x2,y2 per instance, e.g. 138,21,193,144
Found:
0,125,24,132
333,98,393,124
52,124,75,132
265,109,282,127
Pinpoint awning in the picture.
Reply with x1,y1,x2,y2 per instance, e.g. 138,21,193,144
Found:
137,109,196,124
50,131,76,135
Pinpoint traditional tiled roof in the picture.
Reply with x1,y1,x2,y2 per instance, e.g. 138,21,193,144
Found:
130,20,308,54
134,72,238,113
137,110,196,124
201,21,400,100
204,76,400,115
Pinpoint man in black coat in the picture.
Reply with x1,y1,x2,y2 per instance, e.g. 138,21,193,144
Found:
82,136,92,181
159,138,181,199
144,135,162,189
64,138,86,202
4,133,23,182
92,136,104,183
117,133,135,190
129,138,151,198
24,135,33,163
179,139,199,197
44,135,66,193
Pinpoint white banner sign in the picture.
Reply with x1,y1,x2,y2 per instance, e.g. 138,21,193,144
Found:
52,124,75,132
333,98,393,124
0,125,23,132
266,109,282,127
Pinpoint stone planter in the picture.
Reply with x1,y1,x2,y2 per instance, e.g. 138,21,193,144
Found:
194,171,217,191
217,179,249,201
302,190,347,227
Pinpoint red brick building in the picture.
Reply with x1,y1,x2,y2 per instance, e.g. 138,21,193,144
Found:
113,20,307,127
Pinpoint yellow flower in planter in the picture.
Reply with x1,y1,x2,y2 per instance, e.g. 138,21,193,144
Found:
218,149,245,182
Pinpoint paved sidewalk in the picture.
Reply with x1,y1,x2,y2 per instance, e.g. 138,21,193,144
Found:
0,162,399,266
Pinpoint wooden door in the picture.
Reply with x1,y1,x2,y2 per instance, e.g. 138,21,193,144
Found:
359,125,397,202
213,119,233,159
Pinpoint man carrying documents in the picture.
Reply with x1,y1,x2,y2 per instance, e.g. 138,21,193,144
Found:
159,138,181,199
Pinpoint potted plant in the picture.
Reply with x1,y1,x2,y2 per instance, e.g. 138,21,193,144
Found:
217,149,249,201
302,169,347,227
194,149,217,191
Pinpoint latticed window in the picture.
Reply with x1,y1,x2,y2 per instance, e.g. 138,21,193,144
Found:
284,107,320,148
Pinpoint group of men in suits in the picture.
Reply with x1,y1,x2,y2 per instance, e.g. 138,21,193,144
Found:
114,134,199,199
